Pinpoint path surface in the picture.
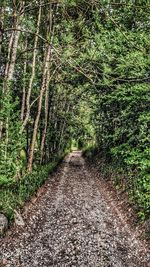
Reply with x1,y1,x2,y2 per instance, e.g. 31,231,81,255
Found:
0,151,149,267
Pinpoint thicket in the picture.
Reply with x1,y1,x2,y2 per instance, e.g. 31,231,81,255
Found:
83,2,150,220
0,1,150,221
0,154,65,221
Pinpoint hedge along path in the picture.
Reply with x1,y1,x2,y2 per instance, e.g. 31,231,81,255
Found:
0,151,149,267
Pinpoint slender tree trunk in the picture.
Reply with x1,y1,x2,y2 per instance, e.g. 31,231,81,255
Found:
40,4,54,164
26,124,29,158
3,27,20,157
40,68,50,164
3,0,24,93
21,5,42,132
0,7,4,139
0,6,4,54
3,31,14,91
46,89,55,160
21,37,28,121
0,24,14,139
5,30,20,83
27,45,51,172
0,2,24,139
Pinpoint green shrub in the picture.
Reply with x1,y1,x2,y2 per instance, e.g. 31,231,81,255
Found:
0,154,64,222
84,147,150,221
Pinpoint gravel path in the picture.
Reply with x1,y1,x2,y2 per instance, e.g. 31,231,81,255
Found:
0,151,149,267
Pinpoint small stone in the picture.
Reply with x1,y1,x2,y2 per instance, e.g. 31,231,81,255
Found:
0,214,8,234
14,209,25,226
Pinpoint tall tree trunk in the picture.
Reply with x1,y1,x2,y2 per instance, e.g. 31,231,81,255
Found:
39,4,53,164
3,0,24,92
0,6,6,139
0,6,4,54
4,29,20,85
3,31,14,92
46,89,55,160
27,45,51,172
40,68,50,164
0,2,24,139
21,37,28,121
21,4,42,132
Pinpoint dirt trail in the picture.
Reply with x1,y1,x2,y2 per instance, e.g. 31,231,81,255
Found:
0,151,149,267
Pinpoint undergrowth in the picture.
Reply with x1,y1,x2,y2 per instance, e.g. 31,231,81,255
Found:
83,146,150,222
0,154,65,222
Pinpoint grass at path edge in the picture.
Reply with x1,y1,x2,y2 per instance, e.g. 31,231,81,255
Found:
0,153,67,224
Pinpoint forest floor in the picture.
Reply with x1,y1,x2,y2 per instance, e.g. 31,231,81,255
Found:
0,151,149,267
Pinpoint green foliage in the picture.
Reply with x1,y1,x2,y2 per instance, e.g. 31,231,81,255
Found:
80,2,150,220
0,155,64,222
93,83,150,219
0,0,150,223
0,94,25,181
82,144,97,158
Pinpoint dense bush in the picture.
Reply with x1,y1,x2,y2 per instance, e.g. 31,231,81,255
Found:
92,70,150,220
84,144,149,221
84,4,150,221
